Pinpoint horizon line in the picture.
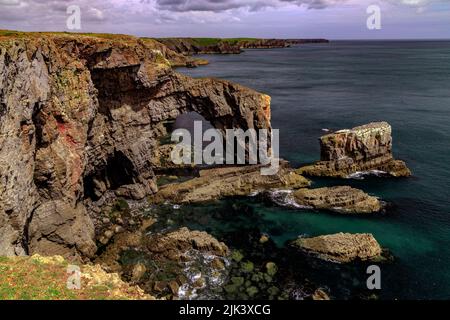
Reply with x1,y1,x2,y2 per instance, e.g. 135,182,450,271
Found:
1,29,450,41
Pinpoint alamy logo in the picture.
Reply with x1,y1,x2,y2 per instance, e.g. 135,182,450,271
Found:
366,265,381,290
66,5,81,30
170,121,280,175
367,5,382,30
67,265,81,290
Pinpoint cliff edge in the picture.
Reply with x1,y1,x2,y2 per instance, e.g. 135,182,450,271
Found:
0,32,272,261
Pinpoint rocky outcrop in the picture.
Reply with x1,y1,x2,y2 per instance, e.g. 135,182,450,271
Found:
239,39,329,49
146,227,229,261
152,163,311,204
291,233,383,263
96,224,230,299
157,38,330,55
298,122,411,178
0,33,272,261
157,38,242,55
293,186,382,214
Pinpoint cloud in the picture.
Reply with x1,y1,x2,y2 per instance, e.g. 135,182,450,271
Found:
154,0,438,12
154,0,352,12
87,7,105,21
0,0,21,5
0,0,446,37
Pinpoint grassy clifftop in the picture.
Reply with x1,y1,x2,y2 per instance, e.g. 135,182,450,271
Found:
0,255,153,300
158,37,259,46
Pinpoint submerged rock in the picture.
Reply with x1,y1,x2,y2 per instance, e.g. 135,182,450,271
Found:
265,262,278,276
131,263,147,282
293,186,383,214
292,233,383,263
312,288,331,300
146,227,229,261
298,122,411,178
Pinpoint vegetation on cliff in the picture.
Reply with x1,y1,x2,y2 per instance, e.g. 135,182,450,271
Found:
0,255,152,300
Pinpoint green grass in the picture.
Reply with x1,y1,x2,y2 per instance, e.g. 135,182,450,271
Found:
0,30,136,41
0,30,260,48
188,38,259,46
0,256,150,300
156,37,260,47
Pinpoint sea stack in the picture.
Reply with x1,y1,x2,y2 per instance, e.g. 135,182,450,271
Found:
298,122,411,178
291,233,383,263
293,186,383,214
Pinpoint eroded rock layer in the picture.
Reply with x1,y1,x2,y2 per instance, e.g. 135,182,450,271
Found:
293,186,382,214
152,163,311,204
291,233,383,263
157,38,329,55
146,227,229,261
298,122,411,178
0,33,271,261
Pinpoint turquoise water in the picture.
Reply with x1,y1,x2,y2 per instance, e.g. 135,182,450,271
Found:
177,41,450,300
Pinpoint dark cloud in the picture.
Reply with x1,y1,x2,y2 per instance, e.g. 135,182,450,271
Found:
154,0,350,12
282,0,348,10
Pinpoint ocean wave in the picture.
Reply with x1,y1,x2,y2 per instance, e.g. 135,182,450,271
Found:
178,250,229,300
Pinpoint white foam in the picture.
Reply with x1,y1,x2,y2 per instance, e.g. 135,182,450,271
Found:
176,249,229,300
268,189,312,209
347,170,388,180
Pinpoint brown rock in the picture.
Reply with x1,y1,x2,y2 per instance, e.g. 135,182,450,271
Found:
0,33,272,259
293,186,382,214
259,234,270,244
153,281,168,293
152,162,310,204
298,122,411,178
211,258,225,270
292,233,383,263
28,201,96,262
312,288,330,300
157,38,329,56
168,280,180,296
146,227,229,261
131,263,147,282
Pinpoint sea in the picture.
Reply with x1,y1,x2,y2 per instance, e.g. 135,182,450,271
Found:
172,41,450,300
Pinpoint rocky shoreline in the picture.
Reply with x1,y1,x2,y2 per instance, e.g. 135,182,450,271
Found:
0,31,410,300
156,38,330,56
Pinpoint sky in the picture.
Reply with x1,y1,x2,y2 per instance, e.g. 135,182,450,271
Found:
0,0,449,39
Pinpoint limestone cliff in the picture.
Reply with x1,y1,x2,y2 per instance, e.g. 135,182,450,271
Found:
0,33,272,261
156,38,330,55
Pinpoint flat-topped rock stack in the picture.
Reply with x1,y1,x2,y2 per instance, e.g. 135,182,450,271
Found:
298,122,411,178
291,233,383,263
293,186,383,214
152,163,311,204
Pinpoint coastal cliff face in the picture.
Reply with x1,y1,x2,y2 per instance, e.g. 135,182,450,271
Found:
157,38,329,55
298,122,411,178
0,33,272,261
